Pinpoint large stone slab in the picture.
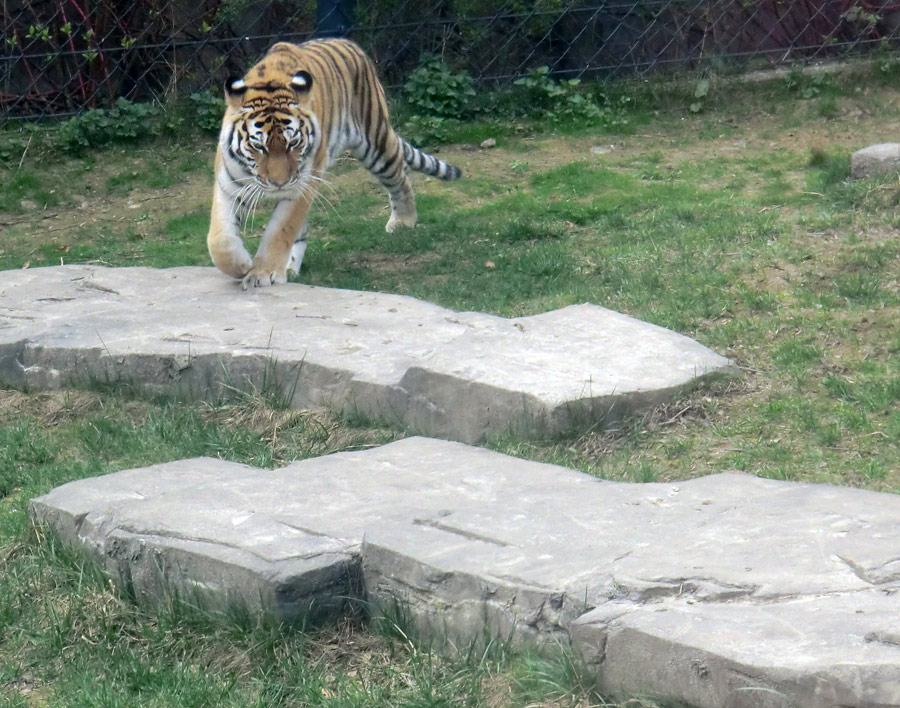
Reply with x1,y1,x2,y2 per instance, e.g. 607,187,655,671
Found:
30,437,900,708
0,265,731,443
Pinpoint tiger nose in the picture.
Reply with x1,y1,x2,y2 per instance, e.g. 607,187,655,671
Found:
267,162,292,188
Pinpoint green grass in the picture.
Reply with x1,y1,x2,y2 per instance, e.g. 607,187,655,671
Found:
2,60,900,707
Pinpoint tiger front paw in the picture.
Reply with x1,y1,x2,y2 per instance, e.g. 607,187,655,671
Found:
241,265,288,290
209,241,253,279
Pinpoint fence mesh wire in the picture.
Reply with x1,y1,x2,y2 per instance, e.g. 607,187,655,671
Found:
4,0,900,120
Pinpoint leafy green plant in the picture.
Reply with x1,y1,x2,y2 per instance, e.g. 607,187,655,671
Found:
785,66,831,99
188,90,226,133
512,66,615,126
400,114,451,146
25,23,51,42
843,4,881,30
404,55,475,120
57,98,163,152
690,77,710,113
876,45,900,76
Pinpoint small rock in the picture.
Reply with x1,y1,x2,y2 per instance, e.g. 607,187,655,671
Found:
480,138,497,149
851,143,900,179
590,145,614,155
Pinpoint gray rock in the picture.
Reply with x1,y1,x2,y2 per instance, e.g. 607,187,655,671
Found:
29,437,900,707
850,143,900,179
0,265,731,443
572,594,900,708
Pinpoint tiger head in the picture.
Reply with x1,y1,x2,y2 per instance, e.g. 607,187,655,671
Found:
223,69,318,193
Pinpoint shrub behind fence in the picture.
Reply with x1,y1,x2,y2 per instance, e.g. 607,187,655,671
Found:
4,0,900,120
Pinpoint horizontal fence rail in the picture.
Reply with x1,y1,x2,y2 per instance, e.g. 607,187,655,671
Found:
3,0,900,120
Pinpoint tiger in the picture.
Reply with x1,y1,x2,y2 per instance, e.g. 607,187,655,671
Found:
207,37,462,289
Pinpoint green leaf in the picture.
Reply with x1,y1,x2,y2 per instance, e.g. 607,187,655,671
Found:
694,78,710,99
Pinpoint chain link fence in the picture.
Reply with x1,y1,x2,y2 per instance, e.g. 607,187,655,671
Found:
4,0,900,120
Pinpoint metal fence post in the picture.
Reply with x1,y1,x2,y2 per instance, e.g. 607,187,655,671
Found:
316,0,356,38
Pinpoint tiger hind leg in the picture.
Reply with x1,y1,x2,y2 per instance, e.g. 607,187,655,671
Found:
353,135,417,232
384,172,417,233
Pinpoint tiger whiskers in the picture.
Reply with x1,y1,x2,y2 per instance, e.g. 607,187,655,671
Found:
299,174,338,216
306,172,337,197
231,181,261,227
299,182,332,217
246,183,265,233
231,182,253,216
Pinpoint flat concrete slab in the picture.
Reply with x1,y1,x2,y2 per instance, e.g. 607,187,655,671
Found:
30,438,900,708
0,265,731,443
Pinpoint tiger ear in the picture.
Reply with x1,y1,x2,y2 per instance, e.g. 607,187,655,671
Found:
224,76,248,109
291,70,313,94
225,76,247,98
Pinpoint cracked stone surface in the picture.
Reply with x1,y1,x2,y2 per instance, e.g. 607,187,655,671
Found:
0,265,731,443
30,437,900,708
